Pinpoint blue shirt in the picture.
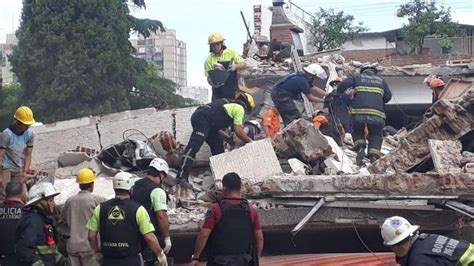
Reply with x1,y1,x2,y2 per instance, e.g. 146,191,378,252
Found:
0,127,34,169
274,73,312,97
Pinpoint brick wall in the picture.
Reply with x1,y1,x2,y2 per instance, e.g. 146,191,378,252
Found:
342,49,397,62
270,25,295,45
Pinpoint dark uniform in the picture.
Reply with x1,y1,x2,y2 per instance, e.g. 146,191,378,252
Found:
397,234,474,266
176,99,243,183
15,205,64,266
211,64,239,101
324,90,352,133
205,199,257,266
271,73,312,125
339,71,392,161
0,199,23,266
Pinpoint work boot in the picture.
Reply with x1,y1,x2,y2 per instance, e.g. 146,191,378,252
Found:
356,147,366,167
369,154,379,164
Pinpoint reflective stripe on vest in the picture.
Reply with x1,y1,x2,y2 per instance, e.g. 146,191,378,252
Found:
352,108,386,119
355,86,384,96
459,243,474,266
36,244,63,262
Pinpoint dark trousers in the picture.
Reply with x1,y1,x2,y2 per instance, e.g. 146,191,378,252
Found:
207,254,254,266
271,89,301,125
102,254,143,266
177,111,225,182
351,115,385,158
0,254,19,266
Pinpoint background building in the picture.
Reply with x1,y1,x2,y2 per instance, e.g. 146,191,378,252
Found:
176,86,209,104
132,29,187,87
0,33,18,86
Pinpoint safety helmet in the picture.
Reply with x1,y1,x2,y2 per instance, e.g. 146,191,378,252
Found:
76,168,96,184
113,172,136,191
360,64,378,74
429,78,445,89
14,106,35,126
208,32,225,44
149,158,169,175
423,74,435,85
381,216,420,246
238,93,255,111
245,120,262,130
329,76,342,86
303,63,327,80
26,182,60,206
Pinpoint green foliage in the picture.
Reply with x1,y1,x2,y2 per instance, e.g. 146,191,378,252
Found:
397,0,462,54
9,0,180,123
309,8,367,52
0,82,23,129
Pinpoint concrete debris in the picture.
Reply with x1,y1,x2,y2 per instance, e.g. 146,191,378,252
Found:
287,158,311,175
465,163,474,174
54,177,114,205
210,139,282,184
428,139,463,173
323,136,356,174
57,152,92,167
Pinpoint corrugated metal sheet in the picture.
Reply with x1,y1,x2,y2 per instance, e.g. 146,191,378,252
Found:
439,79,473,101
260,253,397,266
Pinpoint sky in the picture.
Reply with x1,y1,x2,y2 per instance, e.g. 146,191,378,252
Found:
0,0,473,87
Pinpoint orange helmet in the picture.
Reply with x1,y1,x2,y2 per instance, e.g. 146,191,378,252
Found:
429,78,445,88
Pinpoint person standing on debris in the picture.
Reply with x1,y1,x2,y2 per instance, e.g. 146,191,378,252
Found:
205,32,247,101
87,172,167,266
0,106,36,200
262,107,281,139
0,181,24,266
15,182,65,266
132,158,172,265
429,78,446,103
270,64,327,125
338,65,392,165
381,216,474,265
61,168,105,266
190,172,264,266
176,93,255,188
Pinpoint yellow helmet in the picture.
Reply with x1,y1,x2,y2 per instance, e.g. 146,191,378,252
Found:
14,106,35,126
238,92,255,111
208,32,225,44
76,168,96,184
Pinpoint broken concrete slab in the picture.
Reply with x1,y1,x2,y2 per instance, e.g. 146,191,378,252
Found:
54,177,114,205
428,139,463,173
465,163,474,173
323,136,355,174
210,139,282,184
57,152,92,167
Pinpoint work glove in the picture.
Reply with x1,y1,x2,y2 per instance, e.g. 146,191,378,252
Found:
155,250,168,266
163,236,172,254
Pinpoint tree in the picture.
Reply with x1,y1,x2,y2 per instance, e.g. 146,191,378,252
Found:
9,0,188,123
309,8,367,52
397,0,461,54
0,82,23,129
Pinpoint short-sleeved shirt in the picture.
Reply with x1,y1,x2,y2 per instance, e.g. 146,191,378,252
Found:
204,49,245,76
263,108,281,138
150,188,167,212
86,203,155,235
223,103,245,126
0,127,34,169
275,74,312,97
202,199,262,231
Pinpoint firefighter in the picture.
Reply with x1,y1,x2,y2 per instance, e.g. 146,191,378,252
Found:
205,32,247,101
87,172,167,266
132,158,172,265
271,63,327,125
324,76,352,133
15,182,65,266
429,78,446,103
176,93,255,189
338,65,392,165
381,216,474,266
0,181,24,266
61,168,105,266
190,172,264,266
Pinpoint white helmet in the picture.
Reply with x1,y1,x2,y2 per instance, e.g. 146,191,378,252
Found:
381,216,420,246
149,158,169,175
26,182,60,206
303,63,327,80
113,172,136,191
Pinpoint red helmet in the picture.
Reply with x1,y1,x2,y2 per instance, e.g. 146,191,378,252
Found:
429,78,445,88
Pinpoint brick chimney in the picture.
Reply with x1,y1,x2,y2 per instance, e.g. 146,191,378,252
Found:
270,0,304,53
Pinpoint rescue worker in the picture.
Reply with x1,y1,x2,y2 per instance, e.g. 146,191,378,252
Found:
429,78,446,103
191,172,264,266
270,64,327,125
381,216,474,265
205,32,247,101
262,107,281,139
132,158,172,265
229,120,263,150
15,182,65,266
338,65,392,165
87,172,167,266
324,77,352,133
61,168,105,266
0,181,24,266
0,106,36,200
176,93,255,188
312,110,343,146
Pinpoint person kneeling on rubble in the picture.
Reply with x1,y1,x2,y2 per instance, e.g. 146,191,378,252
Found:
190,172,264,266
15,182,65,266
87,172,167,266
312,110,344,146
338,65,392,165
176,93,255,189
381,216,474,266
270,64,327,125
